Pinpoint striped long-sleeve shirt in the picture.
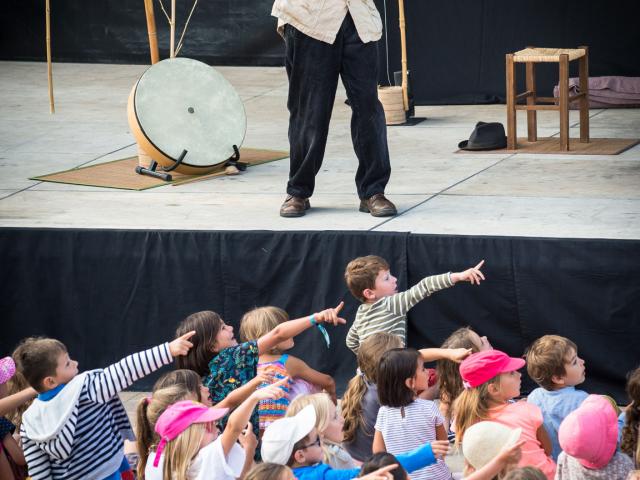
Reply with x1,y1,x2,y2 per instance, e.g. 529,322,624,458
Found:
21,343,173,480
346,273,453,353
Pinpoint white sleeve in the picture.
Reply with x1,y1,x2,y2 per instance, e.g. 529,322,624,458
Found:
191,437,245,480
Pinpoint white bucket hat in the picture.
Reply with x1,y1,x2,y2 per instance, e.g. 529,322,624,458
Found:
261,404,317,465
462,421,522,470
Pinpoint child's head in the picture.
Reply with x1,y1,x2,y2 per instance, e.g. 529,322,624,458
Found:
261,404,318,467
153,400,228,474
136,369,209,477
462,421,522,478
345,255,394,303
0,356,16,397
377,348,426,408
501,467,547,480
287,392,344,456
15,337,78,392
359,452,408,480
454,350,525,444
240,306,291,353
558,394,618,469
245,463,296,480
342,333,403,442
175,310,236,376
437,327,492,408
526,335,585,390
620,366,640,459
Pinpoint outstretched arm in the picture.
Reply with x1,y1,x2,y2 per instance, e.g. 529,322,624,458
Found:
257,302,346,355
0,387,37,416
419,347,472,363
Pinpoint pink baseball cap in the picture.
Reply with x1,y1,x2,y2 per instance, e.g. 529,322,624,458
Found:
558,394,617,469
459,350,525,388
153,400,228,467
0,357,16,385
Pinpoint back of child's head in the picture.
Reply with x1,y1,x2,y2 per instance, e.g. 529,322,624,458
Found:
437,327,482,407
342,332,402,442
525,334,577,390
240,306,289,350
377,348,421,408
621,365,640,459
162,421,208,480
136,369,204,478
454,350,525,444
558,394,618,470
286,392,333,433
462,421,522,479
14,336,67,392
175,310,224,376
345,255,390,302
501,467,547,480
359,452,408,480
245,462,294,480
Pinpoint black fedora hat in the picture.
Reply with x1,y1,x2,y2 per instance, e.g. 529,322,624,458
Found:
458,122,507,150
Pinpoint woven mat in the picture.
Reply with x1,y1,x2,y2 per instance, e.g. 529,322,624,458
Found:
32,148,289,190
456,138,639,155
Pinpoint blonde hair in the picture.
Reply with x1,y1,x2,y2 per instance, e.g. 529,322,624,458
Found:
240,306,289,353
136,370,203,479
452,377,502,445
245,462,293,480
286,393,336,465
342,333,402,443
162,422,208,480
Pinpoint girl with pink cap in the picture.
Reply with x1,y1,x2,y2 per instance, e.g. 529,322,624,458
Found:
454,350,556,479
0,356,28,479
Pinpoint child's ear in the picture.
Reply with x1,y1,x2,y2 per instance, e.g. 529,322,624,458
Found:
551,374,566,387
43,376,57,389
362,288,376,301
487,382,500,395
293,448,306,465
404,376,415,391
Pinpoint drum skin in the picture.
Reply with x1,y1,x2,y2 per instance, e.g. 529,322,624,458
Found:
127,58,246,175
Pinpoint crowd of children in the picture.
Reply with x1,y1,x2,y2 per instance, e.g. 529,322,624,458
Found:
1,255,638,480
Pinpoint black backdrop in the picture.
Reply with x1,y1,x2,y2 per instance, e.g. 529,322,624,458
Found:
3,0,640,103
2,228,639,401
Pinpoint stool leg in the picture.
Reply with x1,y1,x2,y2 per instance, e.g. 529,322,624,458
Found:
526,62,537,142
506,53,517,149
559,53,569,152
579,45,590,143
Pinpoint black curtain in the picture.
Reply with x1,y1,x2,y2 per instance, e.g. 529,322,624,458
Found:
2,228,639,401
3,0,639,104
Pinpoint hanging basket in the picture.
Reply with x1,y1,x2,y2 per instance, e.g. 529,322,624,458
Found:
378,86,406,125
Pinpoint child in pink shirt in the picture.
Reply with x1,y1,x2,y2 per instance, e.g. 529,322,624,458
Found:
454,350,556,480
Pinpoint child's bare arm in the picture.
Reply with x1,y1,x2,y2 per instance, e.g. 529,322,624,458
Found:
536,425,553,456
372,430,387,453
0,387,37,416
419,347,472,363
285,356,336,403
2,434,26,465
213,373,267,409
450,260,485,285
257,302,346,355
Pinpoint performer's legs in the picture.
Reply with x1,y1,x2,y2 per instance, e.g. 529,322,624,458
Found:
339,16,391,201
284,24,341,200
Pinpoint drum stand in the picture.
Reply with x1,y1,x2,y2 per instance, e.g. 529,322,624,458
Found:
134,145,247,181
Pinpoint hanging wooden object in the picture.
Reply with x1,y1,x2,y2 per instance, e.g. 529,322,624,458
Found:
398,0,409,111
143,0,160,64
45,0,54,113
169,0,176,58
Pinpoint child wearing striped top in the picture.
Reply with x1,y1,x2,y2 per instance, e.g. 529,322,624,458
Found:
344,255,485,353
17,331,195,480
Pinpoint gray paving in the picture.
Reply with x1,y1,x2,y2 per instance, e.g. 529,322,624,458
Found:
1,61,639,239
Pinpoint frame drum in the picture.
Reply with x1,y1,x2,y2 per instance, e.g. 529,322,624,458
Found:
127,57,246,175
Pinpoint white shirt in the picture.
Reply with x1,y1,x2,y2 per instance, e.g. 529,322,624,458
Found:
145,437,245,480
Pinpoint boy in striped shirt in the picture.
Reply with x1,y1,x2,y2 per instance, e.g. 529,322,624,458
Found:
344,255,485,353
17,331,195,480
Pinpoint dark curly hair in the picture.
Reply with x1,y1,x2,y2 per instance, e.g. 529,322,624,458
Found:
621,366,640,458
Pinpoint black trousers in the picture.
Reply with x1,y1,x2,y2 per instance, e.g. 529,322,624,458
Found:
284,14,392,200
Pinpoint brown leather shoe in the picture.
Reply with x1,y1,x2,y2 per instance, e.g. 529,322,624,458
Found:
359,193,397,217
280,195,310,217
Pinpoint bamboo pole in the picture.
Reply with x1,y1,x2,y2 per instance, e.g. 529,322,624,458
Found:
169,0,176,58
45,0,55,113
143,0,160,64
398,0,409,111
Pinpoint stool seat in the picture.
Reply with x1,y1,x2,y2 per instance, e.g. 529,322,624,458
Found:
513,47,586,63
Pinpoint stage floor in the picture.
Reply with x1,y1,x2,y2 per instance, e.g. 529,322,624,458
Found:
1,61,639,239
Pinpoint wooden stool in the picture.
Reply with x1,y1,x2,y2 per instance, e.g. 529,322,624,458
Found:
505,46,590,151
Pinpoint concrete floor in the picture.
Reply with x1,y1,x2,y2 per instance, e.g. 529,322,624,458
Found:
1,61,639,238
